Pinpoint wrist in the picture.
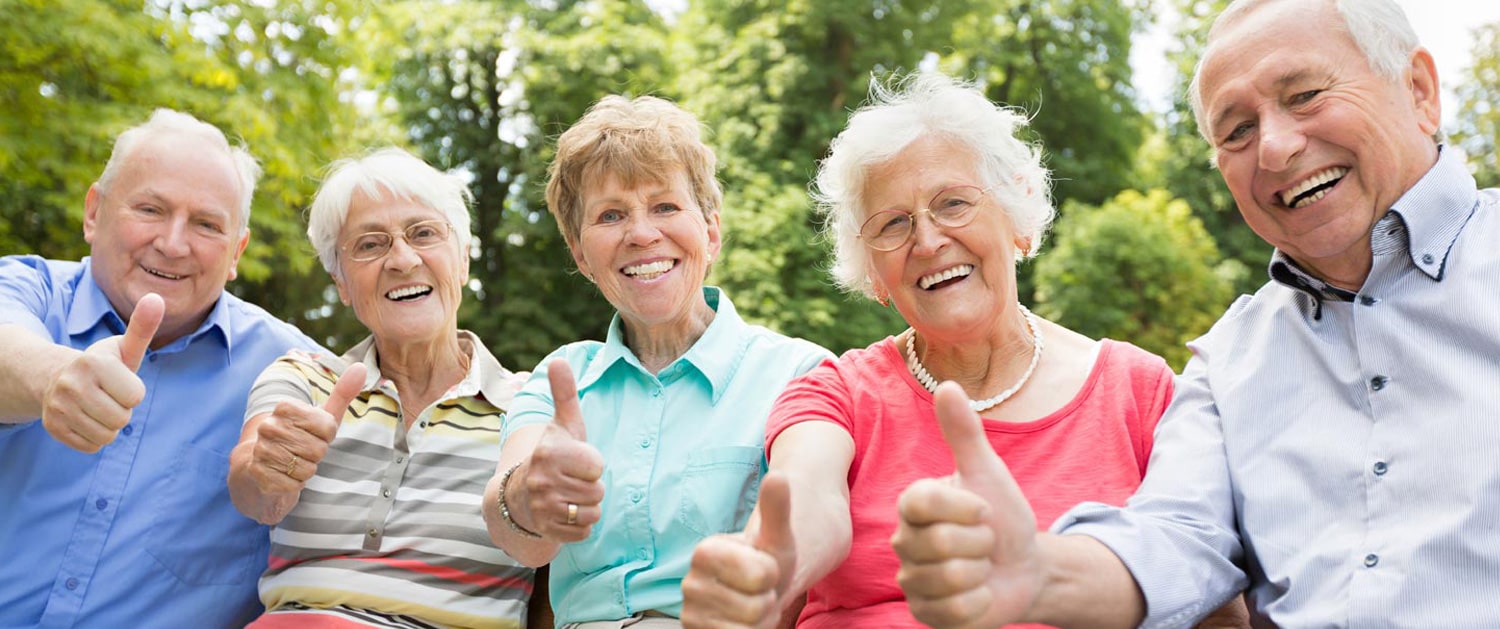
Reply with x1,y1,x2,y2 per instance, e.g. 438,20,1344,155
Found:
498,461,542,539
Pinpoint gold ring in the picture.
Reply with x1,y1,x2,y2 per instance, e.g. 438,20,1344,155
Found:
566,503,579,525
283,454,300,477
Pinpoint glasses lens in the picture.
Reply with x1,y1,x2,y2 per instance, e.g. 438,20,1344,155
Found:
929,186,985,228
406,221,450,248
348,233,393,261
860,211,913,251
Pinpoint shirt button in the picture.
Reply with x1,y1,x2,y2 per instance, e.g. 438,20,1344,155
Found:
1373,461,1389,475
65,578,79,590
95,498,108,511
121,425,133,437
1364,553,1379,567
631,492,642,503
148,354,158,363
1421,253,1435,265
637,549,649,560
651,389,662,398
382,488,392,498
639,439,650,449
1370,376,1388,391
1359,295,1378,306
367,528,378,537
395,456,404,464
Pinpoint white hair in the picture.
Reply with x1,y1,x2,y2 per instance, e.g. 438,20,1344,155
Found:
95,108,261,234
307,147,474,275
812,71,1054,298
1189,0,1420,142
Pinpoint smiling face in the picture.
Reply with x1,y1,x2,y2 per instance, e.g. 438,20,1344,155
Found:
1198,0,1440,286
861,134,1027,342
83,133,249,344
571,168,721,336
333,191,468,346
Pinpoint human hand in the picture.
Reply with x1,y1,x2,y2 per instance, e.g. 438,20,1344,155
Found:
245,363,367,494
516,359,605,541
681,472,797,629
40,293,163,453
891,382,1042,629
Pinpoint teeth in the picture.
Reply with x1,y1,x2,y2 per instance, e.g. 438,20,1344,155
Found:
1280,167,1348,208
623,260,674,280
146,268,183,280
386,285,432,300
919,264,974,290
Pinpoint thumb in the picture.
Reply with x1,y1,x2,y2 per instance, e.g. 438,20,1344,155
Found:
547,358,587,441
751,471,795,558
119,293,164,371
320,363,367,428
933,381,1005,487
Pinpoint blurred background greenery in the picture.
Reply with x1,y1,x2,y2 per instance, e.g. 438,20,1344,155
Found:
3,0,1496,371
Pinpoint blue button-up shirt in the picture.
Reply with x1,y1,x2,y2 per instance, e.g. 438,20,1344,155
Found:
502,287,832,624
0,256,323,628
1056,148,1500,627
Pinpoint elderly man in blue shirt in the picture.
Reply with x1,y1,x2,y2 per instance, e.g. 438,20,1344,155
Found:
888,0,1500,627
0,109,322,627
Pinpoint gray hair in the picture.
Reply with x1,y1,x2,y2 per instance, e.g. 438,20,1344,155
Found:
95,108,261,234
1189,0,1419,142
813,71,1054,298
307,147,474,276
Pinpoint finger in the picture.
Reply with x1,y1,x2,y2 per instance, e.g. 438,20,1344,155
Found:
118,293,164,371
690,535,780,594
933,382,1005,487
547,358,587,441
897,478,990,527
752,472,794,556
896,556,992,597
891,519,996,563
320,363,366,424
906,586,994,629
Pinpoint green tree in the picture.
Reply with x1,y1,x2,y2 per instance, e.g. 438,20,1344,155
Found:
1451,21,1500,189
1033,188,1242,368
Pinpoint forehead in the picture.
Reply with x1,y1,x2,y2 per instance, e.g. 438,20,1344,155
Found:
863,135,983,202
583,166,691,204
1199,1,1360,98
111,135,241,216
344,189,445,231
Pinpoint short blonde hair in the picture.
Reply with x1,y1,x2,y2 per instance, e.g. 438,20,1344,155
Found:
544,95,722,246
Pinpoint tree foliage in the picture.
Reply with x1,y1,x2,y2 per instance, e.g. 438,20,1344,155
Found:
1033,188,1242,368
1451,21,1500,189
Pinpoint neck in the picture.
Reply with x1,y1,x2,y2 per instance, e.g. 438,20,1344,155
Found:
373,331,470,418
907,305,1042,412
623,298,716,374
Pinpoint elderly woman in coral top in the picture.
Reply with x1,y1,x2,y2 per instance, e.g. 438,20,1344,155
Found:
678,72,1219,628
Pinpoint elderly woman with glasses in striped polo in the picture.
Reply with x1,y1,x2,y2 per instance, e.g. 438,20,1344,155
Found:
227,148,536,629
677,71,1217,629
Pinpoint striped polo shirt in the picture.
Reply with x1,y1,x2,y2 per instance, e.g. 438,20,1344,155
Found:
244,331,532,629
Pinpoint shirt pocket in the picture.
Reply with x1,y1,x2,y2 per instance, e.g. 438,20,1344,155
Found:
676,445,764,537
145,443,268,585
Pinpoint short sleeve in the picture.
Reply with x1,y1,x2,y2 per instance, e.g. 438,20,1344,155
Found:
764,357,852,458
0,255,55,337
243,354,317,423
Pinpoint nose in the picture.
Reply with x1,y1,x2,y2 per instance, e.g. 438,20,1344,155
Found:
382,235,422,272
155,218,192,257
908,210,949,256
1257,109,1306,172
623,213,663,247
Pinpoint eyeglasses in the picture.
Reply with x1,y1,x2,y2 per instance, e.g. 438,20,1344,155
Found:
857,185,990,252
341,219,452,262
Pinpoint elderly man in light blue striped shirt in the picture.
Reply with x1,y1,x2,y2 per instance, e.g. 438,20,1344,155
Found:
888,0,1500,627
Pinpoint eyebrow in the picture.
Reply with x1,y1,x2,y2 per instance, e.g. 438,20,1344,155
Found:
348,217,438,232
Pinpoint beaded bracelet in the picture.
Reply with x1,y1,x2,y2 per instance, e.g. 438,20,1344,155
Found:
497,462,542,539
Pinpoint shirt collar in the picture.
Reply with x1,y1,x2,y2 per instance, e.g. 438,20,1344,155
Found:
65,257,234,363
339,330,520,411
1266,145,1477,299
575,286,748,403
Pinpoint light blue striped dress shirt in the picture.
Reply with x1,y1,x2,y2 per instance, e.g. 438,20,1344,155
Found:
501,287,832,624
1056,147,1500,627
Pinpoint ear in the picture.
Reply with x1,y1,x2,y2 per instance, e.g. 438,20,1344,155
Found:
333,268,351,306
705,210,723,263
84,184,102,244
569,237,593,282
1014,234,1033,258
226,230,249,282
1407,47,1442,136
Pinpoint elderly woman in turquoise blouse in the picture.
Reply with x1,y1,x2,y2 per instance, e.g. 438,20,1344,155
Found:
481,95,832,628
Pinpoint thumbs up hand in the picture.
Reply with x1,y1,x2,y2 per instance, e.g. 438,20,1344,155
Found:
41,293,164,453
515,358,606,542
892,382,1042,629
681,472,798,629
246,362,367,495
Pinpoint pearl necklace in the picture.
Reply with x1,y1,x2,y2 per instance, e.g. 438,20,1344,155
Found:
905,305,1044,413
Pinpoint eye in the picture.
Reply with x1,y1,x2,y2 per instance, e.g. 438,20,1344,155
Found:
877,212,911,236
1289,90,1321,106
1221,121,1255,147
653,203,683,214
598,209,625,224
408,223,444,244
352,235,387,253
195,219,226,235
135,205,164,217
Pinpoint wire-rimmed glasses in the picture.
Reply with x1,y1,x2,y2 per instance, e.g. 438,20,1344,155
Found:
857,185,990,252
341,219,452,262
